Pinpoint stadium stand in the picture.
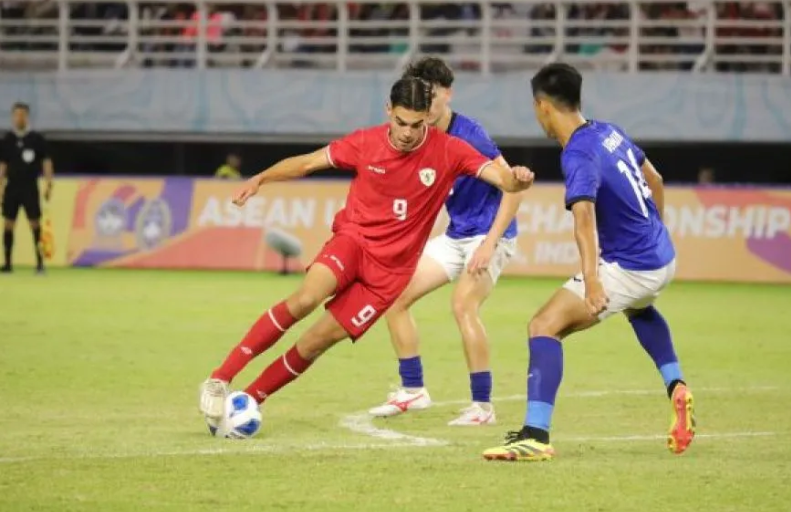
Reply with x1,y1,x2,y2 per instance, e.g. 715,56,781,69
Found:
0,1,788,73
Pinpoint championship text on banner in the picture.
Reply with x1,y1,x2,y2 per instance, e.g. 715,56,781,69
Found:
65,177,791,283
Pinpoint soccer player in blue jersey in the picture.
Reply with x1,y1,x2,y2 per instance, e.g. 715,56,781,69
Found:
483,63,695,460
368,57,525,425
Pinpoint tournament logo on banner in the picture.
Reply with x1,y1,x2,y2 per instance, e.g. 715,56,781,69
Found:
94,197,127,245
69,178,193,267
135,198,172,251
67,178,353,271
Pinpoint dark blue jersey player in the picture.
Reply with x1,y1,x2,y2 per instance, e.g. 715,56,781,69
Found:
368,57,526,426
484,63,695,461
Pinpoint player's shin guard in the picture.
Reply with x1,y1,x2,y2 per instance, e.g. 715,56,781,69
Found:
524,336,563,444
3,229,12,268
629,306,684,396
212,301,297,383
244,344,313,403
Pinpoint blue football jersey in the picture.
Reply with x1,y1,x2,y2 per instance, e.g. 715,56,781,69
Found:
562,121,675,271
445,113,518,240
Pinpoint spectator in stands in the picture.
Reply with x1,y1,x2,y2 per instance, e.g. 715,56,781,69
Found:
698,167,716,185
351,4,399,54
525,3,556,56
215,153,242,180
0,2,27,51
677,1,707,71
240,3,268,67
178,5,235,67
0,0,784,73
740,1,782,73
716,1,744,72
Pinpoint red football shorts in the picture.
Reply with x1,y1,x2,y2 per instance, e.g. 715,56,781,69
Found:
311,234,412,341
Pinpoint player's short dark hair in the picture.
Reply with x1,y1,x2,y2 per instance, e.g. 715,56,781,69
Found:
530,63,582,110
402,57,454,88
389,77,433,113
11,102,29,113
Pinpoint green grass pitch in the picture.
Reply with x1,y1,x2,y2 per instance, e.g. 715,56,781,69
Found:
1,268,790,511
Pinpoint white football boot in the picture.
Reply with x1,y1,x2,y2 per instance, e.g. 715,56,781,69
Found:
199,378,230,420
447,402,496,426
368,387,432,417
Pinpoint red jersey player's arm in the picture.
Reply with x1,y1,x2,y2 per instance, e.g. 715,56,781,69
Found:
233,148,332,206
642,158,665,222
477,161,534,193
448,136,534,193
254,147,332,186
251,125,365,187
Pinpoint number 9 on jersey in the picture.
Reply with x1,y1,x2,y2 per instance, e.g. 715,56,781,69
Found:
393,199,408,221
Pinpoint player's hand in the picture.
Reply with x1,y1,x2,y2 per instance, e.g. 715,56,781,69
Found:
467,240,495,275
584,277,609,317
44,182,53,201
232,178,260,207
512,166,535,190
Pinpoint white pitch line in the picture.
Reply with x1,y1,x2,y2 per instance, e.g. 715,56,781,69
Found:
340,386,779,447
0,431,777,465
0,441,430,464
339,413,448,446
0,386,779,464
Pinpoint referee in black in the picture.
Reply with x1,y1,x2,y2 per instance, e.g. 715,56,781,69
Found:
0,102,54,274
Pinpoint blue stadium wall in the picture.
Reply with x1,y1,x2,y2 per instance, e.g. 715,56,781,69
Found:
1,70,790,142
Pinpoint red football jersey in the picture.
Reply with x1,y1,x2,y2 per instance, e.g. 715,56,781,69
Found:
326,124,492,273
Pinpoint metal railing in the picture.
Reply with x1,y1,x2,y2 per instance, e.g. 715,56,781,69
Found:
0,0,788,74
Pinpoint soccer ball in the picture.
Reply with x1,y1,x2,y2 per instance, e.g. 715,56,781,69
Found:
210,391,263,439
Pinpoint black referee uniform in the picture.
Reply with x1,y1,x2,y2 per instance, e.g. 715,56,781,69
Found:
1,128,49,272
1,130,47,222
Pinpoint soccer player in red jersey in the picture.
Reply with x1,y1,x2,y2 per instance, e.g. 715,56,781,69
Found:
198,77,534,434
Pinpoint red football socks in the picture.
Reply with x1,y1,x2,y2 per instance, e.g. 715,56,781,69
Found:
211,301,296,382
244,345,314,403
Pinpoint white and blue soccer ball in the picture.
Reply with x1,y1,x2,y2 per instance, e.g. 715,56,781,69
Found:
224,391,263,439
206,391,263,439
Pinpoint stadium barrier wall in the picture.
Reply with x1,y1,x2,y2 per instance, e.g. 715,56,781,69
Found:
16,177,791,284
2,71,791,142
